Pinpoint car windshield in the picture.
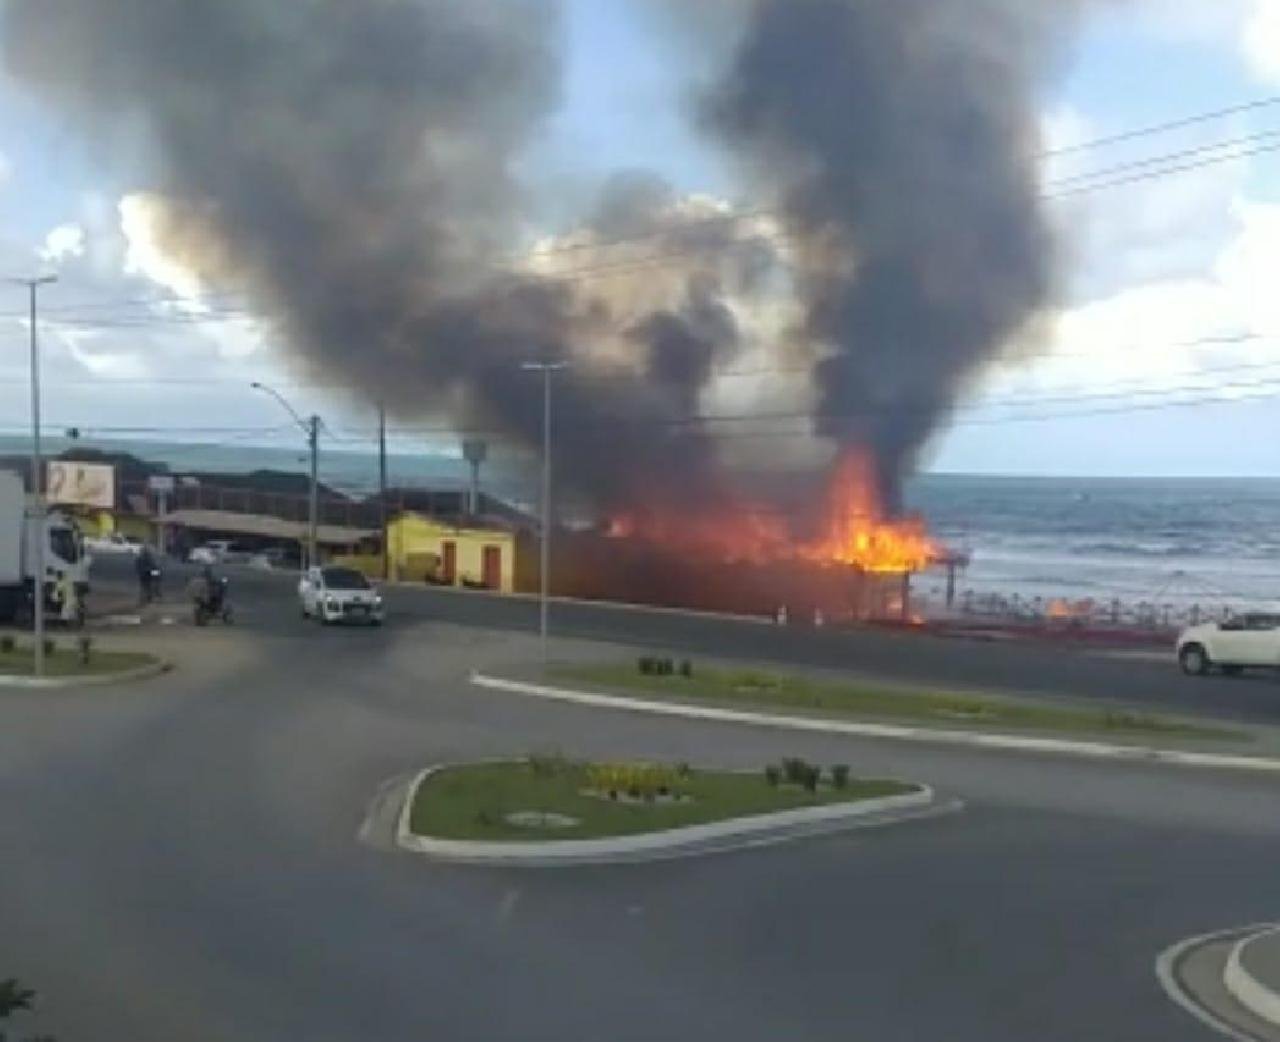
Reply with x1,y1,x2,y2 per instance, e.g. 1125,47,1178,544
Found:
50,527,80,563
321,567,370,590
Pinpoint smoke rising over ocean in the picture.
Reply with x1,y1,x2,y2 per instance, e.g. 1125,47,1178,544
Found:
3,0,1083,521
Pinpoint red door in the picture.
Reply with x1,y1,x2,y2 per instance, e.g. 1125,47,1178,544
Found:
441,541,457,584
482,546,502,590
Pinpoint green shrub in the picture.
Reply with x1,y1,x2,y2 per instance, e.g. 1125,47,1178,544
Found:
0,635,14,654
802,765,821,793
831,764,850,789
678,659,693,678
781,757,809,784
41,638,54,658
77,634,93,665
764,764,781,787
528,751,570,777
675,761,691,779
586,761,679,800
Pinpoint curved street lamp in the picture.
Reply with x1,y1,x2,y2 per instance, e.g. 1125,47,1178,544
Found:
251,382,320,568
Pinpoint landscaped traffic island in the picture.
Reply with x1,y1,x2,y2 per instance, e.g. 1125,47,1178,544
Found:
554,660,1240,742
407,756,921,843
0,639,162,683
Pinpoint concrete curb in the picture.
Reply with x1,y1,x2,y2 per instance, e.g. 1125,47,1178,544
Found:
0,658,170,689
1155,924,1278,1042
1226,927,1280,1028
396,764,939,866
470,673,1280,776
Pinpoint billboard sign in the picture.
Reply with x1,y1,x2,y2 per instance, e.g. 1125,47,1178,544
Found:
47,461,115,509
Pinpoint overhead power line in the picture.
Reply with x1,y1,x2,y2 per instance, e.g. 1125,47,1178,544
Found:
1044,128,1280,189
4,94,1279,327
16,381,1273,448
1043,93,1280,156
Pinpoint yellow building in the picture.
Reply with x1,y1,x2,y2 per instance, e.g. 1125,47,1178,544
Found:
67,507,153,543
385,512,516,592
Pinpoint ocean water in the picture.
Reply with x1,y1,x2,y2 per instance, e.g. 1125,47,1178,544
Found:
8,436,1278,614
904,475,1280,613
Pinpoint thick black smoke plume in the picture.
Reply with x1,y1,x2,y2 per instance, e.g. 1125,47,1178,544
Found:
1,0,745,512
702,0,1067,507
3,0,1078,522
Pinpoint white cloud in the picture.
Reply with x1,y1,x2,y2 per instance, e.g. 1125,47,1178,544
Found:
39,222,85,264
118,192,206,304
1243,0,1280,83
984,194,1280,403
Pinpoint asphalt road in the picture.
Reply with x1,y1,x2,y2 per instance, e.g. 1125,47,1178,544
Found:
3,575,1280,1040
111,555,1280,727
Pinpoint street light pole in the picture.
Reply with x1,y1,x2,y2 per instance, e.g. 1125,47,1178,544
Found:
378,403,388,580
251,382,320,568
14,276,56,678
521,361,566,664
308,414,319,568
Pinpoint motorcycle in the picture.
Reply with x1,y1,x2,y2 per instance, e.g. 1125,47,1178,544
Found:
139,565,162,605
193,576,233,626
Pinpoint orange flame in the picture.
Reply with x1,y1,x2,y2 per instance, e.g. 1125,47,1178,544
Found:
800,450,939,574
605,448,940,574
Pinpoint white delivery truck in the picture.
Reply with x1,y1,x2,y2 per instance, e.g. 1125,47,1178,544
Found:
0,469,90,623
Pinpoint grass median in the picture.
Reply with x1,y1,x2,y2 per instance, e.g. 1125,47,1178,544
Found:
409,759,917,842
0,644,157,678
552,662,1242,743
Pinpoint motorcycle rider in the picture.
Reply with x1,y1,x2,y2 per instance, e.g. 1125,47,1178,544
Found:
190,563,228,618
135,544,160,604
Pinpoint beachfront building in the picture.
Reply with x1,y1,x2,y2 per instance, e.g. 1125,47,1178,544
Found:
381,512,516,592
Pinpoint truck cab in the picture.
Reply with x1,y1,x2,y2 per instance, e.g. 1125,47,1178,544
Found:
0,470,90,622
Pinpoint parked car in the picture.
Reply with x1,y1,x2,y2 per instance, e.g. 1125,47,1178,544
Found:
298,566,384,626
1176,613,1280,675
249,545,301,571
189,540,251,565
85,532,142,556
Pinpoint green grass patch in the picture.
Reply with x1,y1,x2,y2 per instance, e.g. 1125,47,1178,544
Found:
554,662,1241,742
0,644,156,678
409,759,916,841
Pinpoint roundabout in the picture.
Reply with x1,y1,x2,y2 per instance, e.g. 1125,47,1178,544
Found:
4,572,1280,1040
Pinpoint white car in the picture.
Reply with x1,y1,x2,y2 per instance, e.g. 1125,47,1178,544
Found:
86,532,142,556
189,540,252,565
298,565,384,626
1176,613,1280,675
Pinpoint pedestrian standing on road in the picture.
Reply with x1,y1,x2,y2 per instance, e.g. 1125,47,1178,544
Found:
55,569,79,626
136,545,157,605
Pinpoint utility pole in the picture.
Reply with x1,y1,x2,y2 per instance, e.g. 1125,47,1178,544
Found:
13,276,56,678
308,414,319,568
378,403,388,580
521,361,566,663
251,382,321,569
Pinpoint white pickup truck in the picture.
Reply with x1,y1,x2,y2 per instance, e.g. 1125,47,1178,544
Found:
1176,614,1280,675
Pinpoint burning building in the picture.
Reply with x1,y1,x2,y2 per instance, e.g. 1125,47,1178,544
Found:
2,0,1077,616
566,447,950,622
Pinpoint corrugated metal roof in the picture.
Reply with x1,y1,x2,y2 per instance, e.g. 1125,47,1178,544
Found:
162,509,375,544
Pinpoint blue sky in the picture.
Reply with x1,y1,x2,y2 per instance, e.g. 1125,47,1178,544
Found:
1,0,1279,478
